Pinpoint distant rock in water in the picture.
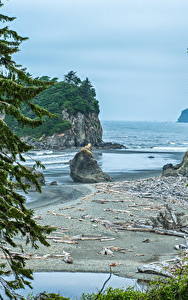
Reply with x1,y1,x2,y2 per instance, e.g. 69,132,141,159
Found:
70,144,112,183
177,109,188,122
162,151,188,177
96,142,126,150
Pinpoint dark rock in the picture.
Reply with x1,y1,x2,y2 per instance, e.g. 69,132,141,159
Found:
96,142,126,150
177,108,188,122
162,151,188,177
70,144,112,183
148,156,155,159
49,181,58,185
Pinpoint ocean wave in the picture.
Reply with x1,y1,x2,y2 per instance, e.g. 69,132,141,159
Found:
22,159,70,166
44,164,68,170
28,150,54,156
26,154,72,160
152,146,187,152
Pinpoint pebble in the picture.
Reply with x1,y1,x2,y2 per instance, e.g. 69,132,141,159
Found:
113,176,188,206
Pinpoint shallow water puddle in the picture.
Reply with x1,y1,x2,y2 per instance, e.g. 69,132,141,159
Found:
17,272,143,299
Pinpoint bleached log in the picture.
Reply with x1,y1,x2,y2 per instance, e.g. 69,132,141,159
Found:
93,199,128,204
104,208,131,214
123,226,187,238
99,248,114,256
138,264,174,278
52,239,78,244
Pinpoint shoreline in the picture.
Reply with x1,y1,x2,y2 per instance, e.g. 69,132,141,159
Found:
22,175,188,280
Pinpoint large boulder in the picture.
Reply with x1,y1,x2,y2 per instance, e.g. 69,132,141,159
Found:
162,151,188,177
70,144,112,183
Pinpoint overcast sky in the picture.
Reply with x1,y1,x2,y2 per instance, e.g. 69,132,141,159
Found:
2,0,188,121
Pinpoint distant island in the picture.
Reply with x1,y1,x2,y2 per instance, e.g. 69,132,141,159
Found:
177,109,188,122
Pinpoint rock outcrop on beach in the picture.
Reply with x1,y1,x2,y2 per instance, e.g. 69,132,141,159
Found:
162,151,188,177
30,109,103,149
177,109,188,122
70,144,112,183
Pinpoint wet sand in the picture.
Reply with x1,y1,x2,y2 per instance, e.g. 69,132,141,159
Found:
22,177,188,280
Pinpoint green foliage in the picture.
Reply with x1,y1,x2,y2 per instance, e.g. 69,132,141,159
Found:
0,2,55,298
28,292,70,300
81,288,146,300
6,72,100,138
147,275,188,300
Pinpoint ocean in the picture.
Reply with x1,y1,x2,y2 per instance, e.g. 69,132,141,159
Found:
22,121,188,185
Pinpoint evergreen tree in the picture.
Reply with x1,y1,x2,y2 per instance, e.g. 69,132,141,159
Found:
0,2,55,298
64,71,81,85
79,77,96,103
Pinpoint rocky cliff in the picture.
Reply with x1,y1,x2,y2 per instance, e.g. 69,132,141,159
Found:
9,73,125,150
27,109,103,150
177,109,188,122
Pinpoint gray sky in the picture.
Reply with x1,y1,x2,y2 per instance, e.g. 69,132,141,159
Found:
2,0,188,121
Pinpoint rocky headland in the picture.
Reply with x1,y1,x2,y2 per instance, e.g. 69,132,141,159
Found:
177,108,188,122
11,73,126,150
24,109,103,150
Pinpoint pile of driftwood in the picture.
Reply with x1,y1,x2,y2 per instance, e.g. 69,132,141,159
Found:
47,234,116,244
138,254,188,278
150,204,186,231
0,250,73,264
80,204,188,239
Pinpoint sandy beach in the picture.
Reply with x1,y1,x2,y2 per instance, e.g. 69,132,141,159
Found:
19,176,188,280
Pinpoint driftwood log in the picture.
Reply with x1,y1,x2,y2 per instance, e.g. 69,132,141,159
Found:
137,264,174,278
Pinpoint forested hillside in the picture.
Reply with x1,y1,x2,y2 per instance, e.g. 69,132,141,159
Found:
6,71,100,137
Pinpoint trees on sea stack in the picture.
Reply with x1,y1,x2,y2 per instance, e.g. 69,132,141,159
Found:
0,2,54,298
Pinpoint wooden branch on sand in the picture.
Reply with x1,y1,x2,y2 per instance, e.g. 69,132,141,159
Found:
104,208,132,215
47,234,116,243
0,251,73,263
92,199,128,204
124,225,187,238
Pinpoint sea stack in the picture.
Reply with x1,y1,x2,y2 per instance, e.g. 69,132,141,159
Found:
70,144,112,183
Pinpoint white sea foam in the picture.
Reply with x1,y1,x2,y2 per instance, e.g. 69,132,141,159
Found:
44,164,68,170
23,159,70,166
152,146,187,152
28,150,54,156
